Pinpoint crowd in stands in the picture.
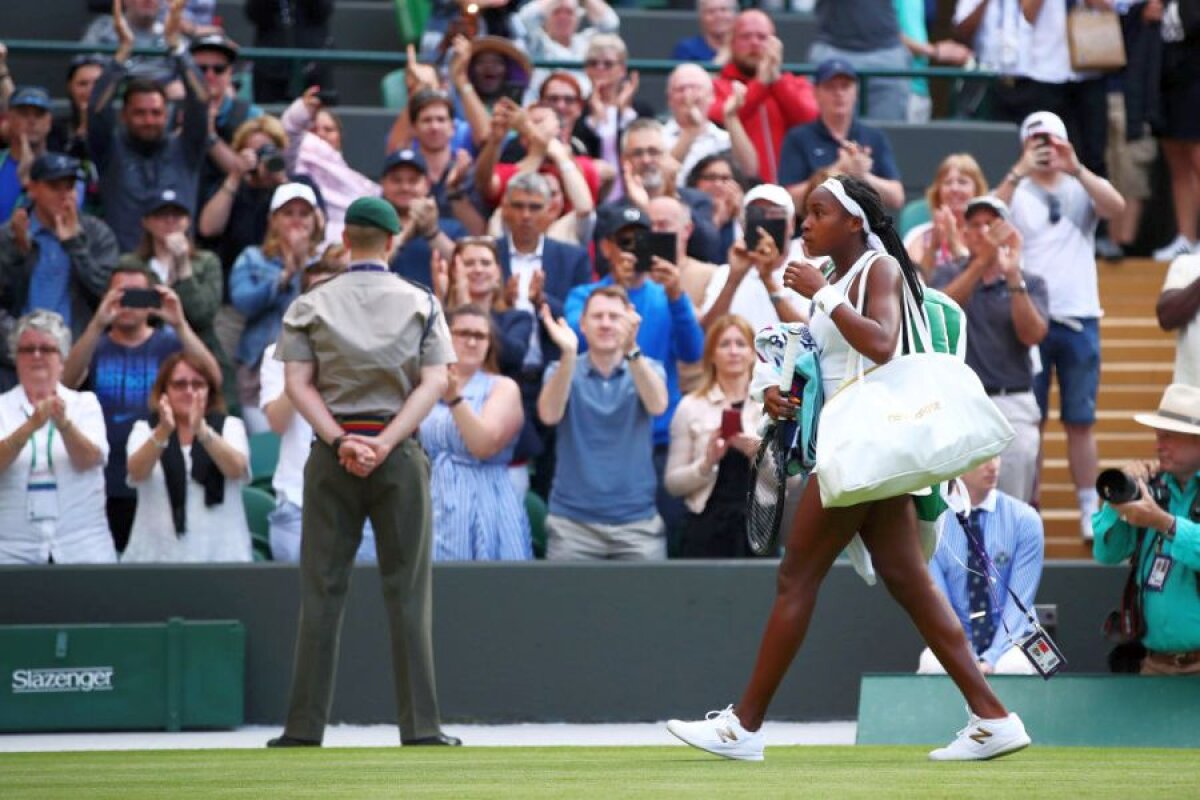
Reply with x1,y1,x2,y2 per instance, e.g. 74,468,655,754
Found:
0,1,1198,673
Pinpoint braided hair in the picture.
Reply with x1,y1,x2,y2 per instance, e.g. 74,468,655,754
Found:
836,175,925,306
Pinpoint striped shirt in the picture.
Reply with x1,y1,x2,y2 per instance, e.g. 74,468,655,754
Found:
929,490,1045,666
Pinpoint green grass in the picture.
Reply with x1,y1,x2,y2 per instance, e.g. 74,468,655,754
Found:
2,746,1198,799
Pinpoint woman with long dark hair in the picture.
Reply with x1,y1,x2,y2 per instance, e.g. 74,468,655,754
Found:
667,175,1030,762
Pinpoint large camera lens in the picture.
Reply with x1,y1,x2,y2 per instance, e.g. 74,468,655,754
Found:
257,145,286,174
1096,469,1141,504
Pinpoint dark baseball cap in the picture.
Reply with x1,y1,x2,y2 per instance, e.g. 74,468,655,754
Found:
381,148,428,177
597,205,650,240
190,33,239,61
814,58,857,86
30,153,82,183
144,187,193,217
9,86,52,111
345,196,401,235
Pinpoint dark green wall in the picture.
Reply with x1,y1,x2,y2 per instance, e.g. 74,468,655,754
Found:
0,562,1125,725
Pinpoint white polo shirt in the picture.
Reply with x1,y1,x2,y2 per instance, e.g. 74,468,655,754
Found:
1010,175,1100,319
0,384,116,564
1162,255,1200,387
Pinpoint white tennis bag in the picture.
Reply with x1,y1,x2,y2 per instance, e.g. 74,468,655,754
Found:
815,258,1015,508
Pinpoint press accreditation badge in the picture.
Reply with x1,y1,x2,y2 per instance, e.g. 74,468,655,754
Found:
1146,555,1173,592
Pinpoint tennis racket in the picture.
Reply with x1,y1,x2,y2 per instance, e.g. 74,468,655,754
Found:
745,331,804,556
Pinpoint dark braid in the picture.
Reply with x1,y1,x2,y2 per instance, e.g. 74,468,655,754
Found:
836,175,925,306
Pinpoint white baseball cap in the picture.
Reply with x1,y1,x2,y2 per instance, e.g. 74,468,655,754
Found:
1019,111,1068,143
270,182,318,213
743,183,796,220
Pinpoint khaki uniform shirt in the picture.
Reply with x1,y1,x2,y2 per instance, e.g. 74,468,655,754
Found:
276,266,455,417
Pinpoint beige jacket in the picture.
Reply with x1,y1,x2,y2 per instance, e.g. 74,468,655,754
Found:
665,384,764,514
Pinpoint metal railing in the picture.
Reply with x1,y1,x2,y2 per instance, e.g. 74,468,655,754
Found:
4,39,998,116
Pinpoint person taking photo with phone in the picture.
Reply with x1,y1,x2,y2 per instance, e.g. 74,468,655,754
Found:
664,314,764,558
700,184,807,332
994,111,1125,540
61,264,220,553
564,205,703,548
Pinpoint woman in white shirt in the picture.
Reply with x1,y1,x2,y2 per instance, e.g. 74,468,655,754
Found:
0,311,114,564
123,352,252,562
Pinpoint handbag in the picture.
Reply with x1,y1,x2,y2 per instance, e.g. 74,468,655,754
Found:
1066,8,1127,71
815,256,1015,509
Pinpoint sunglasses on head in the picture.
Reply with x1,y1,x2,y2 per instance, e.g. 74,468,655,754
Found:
1047,195,1062,225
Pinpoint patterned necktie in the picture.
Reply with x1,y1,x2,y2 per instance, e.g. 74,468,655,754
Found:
966,509,995,656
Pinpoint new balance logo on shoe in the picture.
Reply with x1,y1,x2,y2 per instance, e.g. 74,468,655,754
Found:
968,727,993,746
716,726,739,743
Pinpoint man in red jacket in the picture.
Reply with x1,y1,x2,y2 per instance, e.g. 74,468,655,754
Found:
708,10,817,185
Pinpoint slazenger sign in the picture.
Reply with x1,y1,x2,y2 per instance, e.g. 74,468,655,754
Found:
11,666,115,694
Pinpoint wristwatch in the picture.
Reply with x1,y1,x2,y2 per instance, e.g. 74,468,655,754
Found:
330,434,346,452
625,348,643,362
1008,279,1028,293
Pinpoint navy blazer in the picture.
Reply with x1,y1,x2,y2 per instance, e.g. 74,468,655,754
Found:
496,236,593,366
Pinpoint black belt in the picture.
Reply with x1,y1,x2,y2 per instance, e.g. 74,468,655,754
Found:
985,386,1031,397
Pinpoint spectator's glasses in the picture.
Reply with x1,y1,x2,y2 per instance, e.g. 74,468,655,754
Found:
169,379,209,391
16,345,59,357
697,172,735,183
451,329,489,343
585,58,620,70
1047,195,1062,225
544,93,581,107
196,62,231,75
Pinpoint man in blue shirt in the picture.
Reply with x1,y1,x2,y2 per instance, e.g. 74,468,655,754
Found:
919,455,1044,675
565,205,704,546
0,86,55,223
538,285,669,560
382,148,463,290
671,0,737,64
0,153,119,390
777,59,905,211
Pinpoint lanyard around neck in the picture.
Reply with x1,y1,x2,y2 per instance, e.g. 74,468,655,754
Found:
26,418,55,473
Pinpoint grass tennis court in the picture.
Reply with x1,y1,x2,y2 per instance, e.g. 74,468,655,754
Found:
3,745,1198,799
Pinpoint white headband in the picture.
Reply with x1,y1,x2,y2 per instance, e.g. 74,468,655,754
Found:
820,177,886,254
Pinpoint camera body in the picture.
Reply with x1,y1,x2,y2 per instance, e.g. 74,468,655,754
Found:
1095,468,1171,509
256,144,287,174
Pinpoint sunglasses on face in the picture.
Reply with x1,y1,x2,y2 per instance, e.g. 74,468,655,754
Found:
169,379,208,391
196,63,230,75
17,345,60,357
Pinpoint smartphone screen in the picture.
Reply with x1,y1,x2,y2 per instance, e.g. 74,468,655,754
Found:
631,229,654,273
501,82,525,104
744,205,788,252
120,288,162,309
647,231,676,265
720,407,742,439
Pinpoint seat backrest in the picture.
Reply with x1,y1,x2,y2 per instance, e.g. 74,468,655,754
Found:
898,199,931,239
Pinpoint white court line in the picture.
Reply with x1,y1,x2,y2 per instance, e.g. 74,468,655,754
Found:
0,722,857,753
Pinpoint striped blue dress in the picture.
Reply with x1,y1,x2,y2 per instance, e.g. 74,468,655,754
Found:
420,371,532,561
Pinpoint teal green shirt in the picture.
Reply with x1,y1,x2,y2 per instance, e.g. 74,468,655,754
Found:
1092,473,1200,653
892,0,929,99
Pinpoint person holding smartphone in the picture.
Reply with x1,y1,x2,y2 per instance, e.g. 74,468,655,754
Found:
699,184,808,332
61,265,221,552
664,314,764,558
564,205,704,549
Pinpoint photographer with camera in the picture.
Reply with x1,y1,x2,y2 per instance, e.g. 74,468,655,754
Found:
1093,383,1200,676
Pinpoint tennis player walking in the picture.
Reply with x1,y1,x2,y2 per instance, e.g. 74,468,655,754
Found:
667,176,1031,762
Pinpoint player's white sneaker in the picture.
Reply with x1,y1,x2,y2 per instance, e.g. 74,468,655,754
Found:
666,705,765,762
928,710,1031,761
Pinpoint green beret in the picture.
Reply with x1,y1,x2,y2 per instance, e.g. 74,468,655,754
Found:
344,196,401,235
